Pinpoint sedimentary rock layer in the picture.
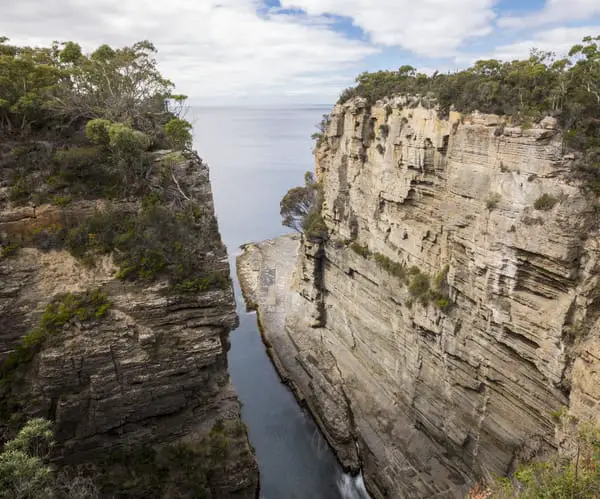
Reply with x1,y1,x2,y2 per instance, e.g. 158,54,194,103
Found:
238,97,600,498
0,152,258,497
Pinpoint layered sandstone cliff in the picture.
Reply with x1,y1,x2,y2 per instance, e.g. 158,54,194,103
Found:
238,97,600,498
1,151,258,497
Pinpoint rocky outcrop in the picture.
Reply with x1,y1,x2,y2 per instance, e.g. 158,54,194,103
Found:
238,97,600,498
0,152,258,497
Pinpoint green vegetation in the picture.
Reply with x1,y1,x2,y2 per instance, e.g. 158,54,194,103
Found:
486,193,502,211
65,203,226,289
489,415,600,498
1,289,111,377
280,172,327,240
0,243,19,259
348,242,452,311
1,38,193,206
98,419,251,498
338,36,600,189
373,252,407,281
0,418,55,498
534,193,559,211
350,242,371,259
311,114,331,147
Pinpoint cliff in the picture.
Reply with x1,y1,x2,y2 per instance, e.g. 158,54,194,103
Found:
1,150,258,497
238,96,600,497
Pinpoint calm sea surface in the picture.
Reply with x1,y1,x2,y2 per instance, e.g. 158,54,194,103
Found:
191,107,368,499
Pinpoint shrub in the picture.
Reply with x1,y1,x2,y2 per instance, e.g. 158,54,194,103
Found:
51,194,72,207
164,118,193,150
373,252,406,281
489,421,600,498
408,271,430,302
0,418,54,498
534,193,559,211
350,242,370,258
379,124,390,138
85,119,112,146
486,193,502,211
0,243,19,259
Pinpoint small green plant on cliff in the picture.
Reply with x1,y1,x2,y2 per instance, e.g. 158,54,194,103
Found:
311,114,331,148
534,193,559,211
0,243,19,259
1,289,111,376
350,242,370,258
373,252,407,282
486,193,502,211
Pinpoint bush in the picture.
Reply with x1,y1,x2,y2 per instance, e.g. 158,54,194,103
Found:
164,118,193,150
66,204,226,290
489,421,600,498
373,252,406,281
408,271,430,302
534,193,559,211
0,243,19,259
350,242,370,258
85,119,112,146
486,193,502,210
0,418,54,498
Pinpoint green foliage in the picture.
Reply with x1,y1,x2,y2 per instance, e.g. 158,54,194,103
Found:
0,419,55,499
281,171,327,240
373,252,407,281
486,193,502,211
534,193,559,211
1,289,111,376
0,243,19,259
50,194,72,207
66,204,226,289
171,273,229,293
98,419,250,498
85,118,112,146
0,38,176,136
311,114,331,147
350,243,370,258
108,123,149,160
408,271,431,302
489,421,600,498
164,118,193,150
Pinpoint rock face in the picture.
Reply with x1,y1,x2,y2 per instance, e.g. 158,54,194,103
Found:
238,97,600,498
0,152,258,497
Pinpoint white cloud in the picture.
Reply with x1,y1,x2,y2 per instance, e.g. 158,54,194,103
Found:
279,0,497,57
489,26,599,61
0,0,376,103
455,25,600,65
499,0,600,29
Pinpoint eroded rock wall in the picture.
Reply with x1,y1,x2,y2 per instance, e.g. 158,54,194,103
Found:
244,97,600,498
0,152,258,497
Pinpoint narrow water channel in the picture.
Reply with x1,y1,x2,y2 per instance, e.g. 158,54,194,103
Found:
192,106,369,499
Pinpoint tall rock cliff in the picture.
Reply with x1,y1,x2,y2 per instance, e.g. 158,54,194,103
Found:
1,150,258,497
238,97,600,498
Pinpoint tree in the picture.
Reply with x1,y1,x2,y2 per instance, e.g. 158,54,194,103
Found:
280,172,327,239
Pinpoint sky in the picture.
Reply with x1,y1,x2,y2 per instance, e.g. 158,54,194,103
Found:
1,0,599,105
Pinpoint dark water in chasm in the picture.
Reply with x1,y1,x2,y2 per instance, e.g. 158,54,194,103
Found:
191,106,370,499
